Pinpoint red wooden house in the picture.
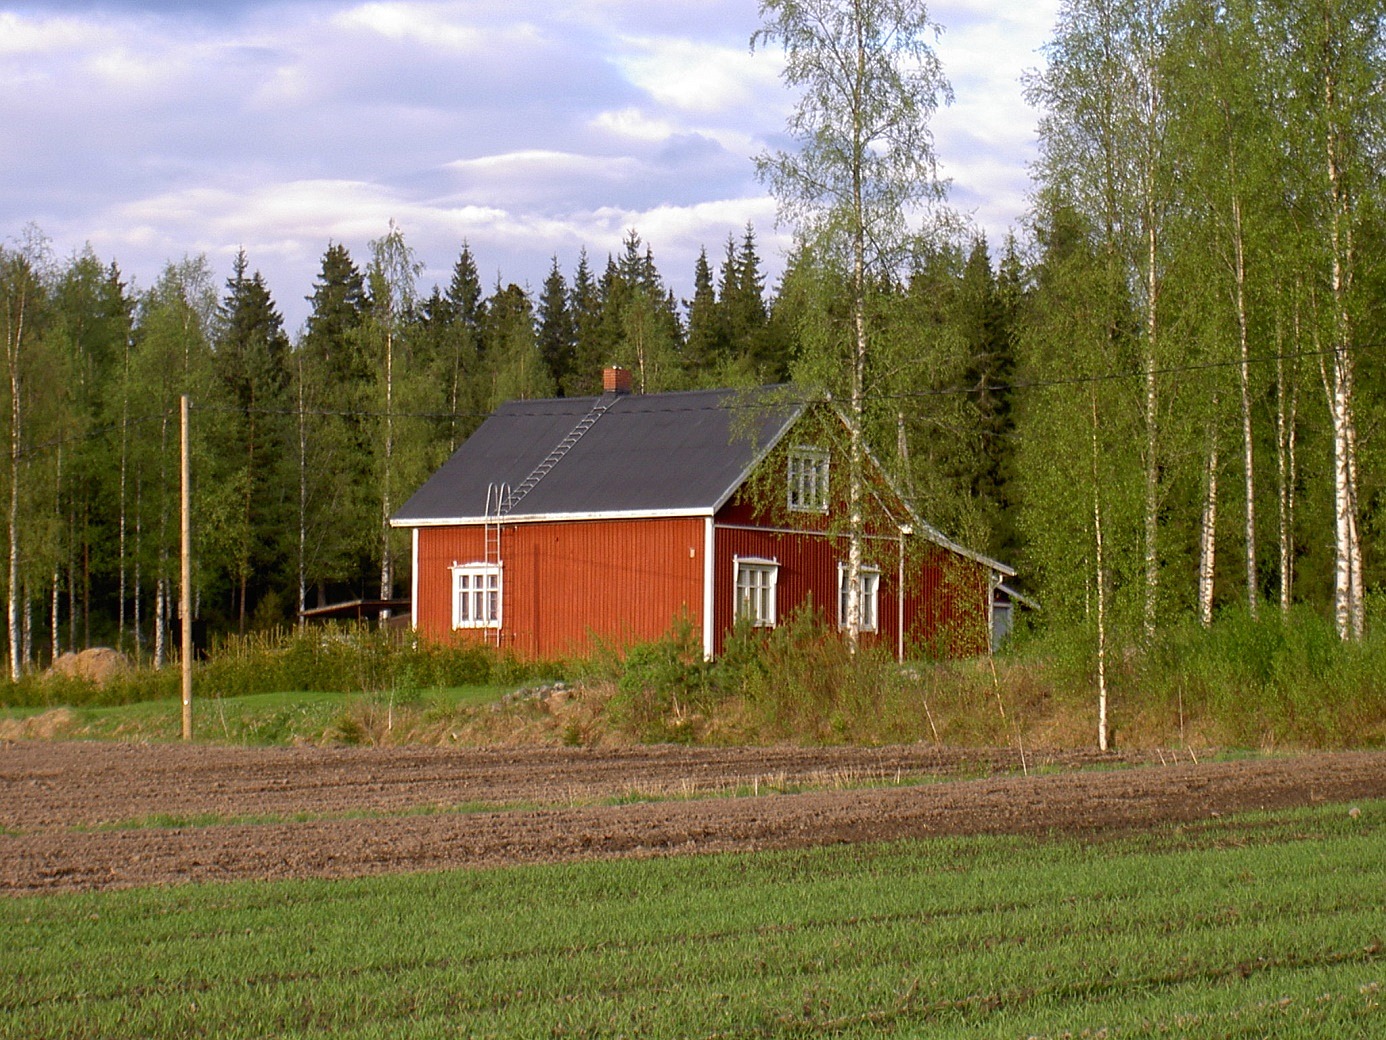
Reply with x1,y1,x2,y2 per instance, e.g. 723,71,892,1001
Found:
391,368,1013,660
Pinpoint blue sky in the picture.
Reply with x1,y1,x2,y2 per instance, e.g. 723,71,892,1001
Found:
2,0,1058,332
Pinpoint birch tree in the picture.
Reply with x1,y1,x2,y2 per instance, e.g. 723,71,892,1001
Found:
1016,200,1143,750
753,0,952,648
126,258,216,663
0,232,52,679
364,221,422,612
1167,0,1275,618
1029,0,1179,638
1281,0,1385,641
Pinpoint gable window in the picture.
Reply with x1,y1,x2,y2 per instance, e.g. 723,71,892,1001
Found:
787,447,830,513
838,563,881,633
451,562,501,629
734,556,779,627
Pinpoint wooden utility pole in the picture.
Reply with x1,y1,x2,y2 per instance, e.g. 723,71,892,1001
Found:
180,395,192,741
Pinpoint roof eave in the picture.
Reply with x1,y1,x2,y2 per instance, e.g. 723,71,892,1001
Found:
392,507,715,528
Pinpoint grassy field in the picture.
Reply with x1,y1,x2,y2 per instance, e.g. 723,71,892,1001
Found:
0,685,516,744
3,802,1381,1038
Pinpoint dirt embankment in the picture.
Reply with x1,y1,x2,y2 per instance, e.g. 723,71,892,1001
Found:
1,742,1381,895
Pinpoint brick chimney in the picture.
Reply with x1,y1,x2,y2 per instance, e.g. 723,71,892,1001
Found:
603,365,633,394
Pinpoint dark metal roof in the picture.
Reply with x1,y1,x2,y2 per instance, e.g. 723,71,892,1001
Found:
392,385,804,525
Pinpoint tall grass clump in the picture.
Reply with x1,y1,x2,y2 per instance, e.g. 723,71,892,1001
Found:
997,606,1386,749
716,607,925,743
596,608,953,745
1134,606,1386,748
0,663,180,710
197,625,514,699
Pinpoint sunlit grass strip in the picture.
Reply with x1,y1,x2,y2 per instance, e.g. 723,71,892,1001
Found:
2,802,1380,1038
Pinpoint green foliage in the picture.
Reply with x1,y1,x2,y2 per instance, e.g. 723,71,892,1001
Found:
716,605,904,742
602,616,716,743
1006,607,1386,749
198,625,508,699
1134,607,1386,748
600,608,946,746
0,666,181,710
3,803,1381,1038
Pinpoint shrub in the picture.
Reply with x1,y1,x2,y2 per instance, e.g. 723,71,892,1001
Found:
605,616,713,742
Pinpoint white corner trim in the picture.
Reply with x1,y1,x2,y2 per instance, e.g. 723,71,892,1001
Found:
410,528,419,630
702,516,715,660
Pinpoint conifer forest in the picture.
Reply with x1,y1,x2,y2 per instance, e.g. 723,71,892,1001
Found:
1,0,1383,679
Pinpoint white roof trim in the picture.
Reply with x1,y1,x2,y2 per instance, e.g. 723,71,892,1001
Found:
392,507,714,528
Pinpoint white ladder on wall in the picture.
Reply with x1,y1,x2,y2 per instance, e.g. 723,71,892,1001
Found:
483,482,509,646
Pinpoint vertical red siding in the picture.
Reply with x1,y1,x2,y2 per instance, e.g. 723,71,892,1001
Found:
711,524,990,659
416,518,706,660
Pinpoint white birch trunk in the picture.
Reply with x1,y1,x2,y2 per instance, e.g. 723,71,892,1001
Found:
4,276,24,680
380,324,395,612
1142,180,1160,641
1231,196,1257,617
133,478,142,661
1324,63,1363,641
1322,347,1361,640
118,339,129,650
843,27,867,654
1275,333,1299,614
845,252,865,650
154,574,166,669
49,444,62,664
1091,391,1109,752
297,357,307,624
21,582,31,673
50,564,59,665
155,412,170,665
1198,424,1218,628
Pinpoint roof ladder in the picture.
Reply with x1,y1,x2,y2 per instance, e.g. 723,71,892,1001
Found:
483,482,509,646
500,399,611,517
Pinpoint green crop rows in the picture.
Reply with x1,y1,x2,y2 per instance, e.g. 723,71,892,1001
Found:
2,803,1381,1038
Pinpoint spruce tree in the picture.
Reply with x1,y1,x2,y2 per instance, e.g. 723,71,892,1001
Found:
569,249,604,395
683,246,721,381
537,257,577,395
295,243,368,614
214,249,292,631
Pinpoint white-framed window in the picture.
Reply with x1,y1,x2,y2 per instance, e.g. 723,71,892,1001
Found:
734,556,779,628
451,562,501,629
838,563,881,632
787,447,830,513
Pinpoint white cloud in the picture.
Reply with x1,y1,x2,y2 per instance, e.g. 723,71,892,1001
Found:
0,11,97,56
333,2,487,50
3,0,1060,328
614,35,779,114
590,107,678,143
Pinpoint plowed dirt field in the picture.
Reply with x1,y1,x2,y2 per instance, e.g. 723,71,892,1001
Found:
2,742,1382,895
